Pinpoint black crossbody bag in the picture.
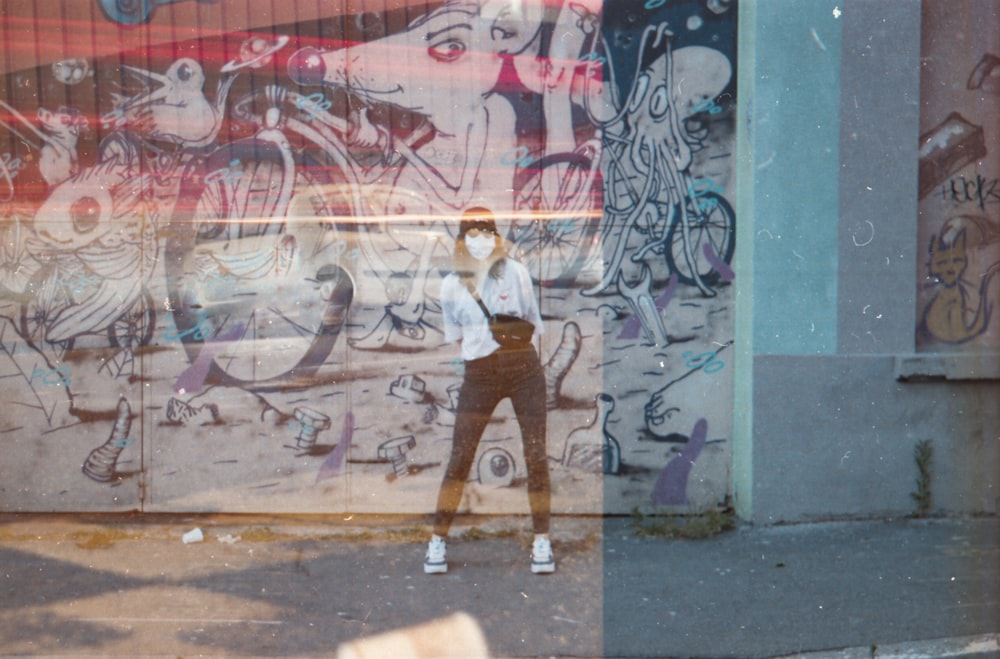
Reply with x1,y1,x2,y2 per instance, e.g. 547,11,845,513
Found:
466,282,535,348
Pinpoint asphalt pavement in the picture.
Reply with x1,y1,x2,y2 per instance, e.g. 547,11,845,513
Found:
0,513,997,658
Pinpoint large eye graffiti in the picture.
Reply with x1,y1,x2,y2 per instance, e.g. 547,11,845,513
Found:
70,196,102,234
477,447,516,487
428,38,466,63
355,11,384,35
649,85,670,119
490,26,516,41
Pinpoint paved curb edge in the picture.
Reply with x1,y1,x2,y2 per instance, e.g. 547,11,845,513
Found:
780,633,1000,659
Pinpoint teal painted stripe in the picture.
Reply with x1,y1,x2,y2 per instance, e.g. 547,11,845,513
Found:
733,0,757,520
751,1,841,355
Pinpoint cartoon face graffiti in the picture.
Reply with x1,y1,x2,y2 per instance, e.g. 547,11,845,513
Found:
618,25,731,176
288,0,542,132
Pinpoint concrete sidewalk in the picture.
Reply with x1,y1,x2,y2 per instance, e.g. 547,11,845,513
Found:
0,513,996,658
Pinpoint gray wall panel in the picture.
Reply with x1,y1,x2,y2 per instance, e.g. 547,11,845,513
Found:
837,0,922,355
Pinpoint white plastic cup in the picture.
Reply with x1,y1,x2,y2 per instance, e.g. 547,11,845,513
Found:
182,528,204,544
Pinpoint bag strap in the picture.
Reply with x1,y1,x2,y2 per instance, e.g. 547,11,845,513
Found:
465,280,493,320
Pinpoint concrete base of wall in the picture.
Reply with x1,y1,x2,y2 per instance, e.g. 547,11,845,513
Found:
752,355,1000,524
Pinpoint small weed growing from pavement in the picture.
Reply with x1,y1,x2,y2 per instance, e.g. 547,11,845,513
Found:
630,507,735,539
71,528,136,549
381,526,431,543
240,526,280,542
911,439,934,517
459,527,519,541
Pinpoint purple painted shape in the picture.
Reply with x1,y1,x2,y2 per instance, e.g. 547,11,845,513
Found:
617,316,642,340
650,418,708,506
173,324,244,394
316,411,354,482
703,243,735,281
617,275,678,340
656,274,679,310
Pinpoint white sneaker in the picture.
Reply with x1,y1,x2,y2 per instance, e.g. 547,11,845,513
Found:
531,537,555,574
424,536,447,574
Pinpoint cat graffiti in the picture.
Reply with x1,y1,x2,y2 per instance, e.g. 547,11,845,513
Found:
919,220,1000,343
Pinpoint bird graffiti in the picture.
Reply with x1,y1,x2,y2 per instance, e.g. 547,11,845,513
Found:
113,58,236,148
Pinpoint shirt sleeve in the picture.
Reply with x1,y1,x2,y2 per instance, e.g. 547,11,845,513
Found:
440,275,463,343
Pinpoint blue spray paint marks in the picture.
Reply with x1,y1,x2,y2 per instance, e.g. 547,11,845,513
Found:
650,417,707,506
682,350,725,374
31,364,71,387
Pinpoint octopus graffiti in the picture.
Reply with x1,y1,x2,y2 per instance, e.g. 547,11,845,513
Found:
0,0,736,515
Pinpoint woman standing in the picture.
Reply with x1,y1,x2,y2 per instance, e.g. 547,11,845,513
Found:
425,207,554,575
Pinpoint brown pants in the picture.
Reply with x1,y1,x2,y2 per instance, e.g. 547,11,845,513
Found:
432,345,550,536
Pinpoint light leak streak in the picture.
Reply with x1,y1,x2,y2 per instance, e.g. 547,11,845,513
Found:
810,27,827,52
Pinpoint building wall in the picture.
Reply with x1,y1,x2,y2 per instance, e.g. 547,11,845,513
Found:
9,0,989,524
0,1,738,515
744,0,1000,523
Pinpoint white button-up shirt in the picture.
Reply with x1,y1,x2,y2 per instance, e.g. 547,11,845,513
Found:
440,258,544,361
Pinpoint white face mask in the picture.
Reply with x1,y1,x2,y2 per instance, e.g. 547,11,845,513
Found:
465,233,496,261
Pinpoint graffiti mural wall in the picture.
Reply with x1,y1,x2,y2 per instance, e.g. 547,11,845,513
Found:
0,0,736,514
918,0,1000,349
